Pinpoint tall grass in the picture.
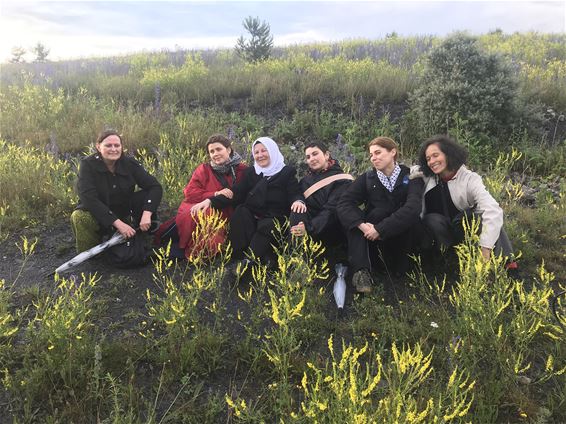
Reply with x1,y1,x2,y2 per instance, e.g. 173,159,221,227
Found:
0,140,76,232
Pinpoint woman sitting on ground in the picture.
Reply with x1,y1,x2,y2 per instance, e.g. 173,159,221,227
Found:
418,134,516,269
71,129,162,253
191,137,304,266
290,142,353,249
171,134,247,258
337,136,425,293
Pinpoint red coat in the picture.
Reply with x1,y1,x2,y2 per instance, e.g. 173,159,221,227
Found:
176,162,247,258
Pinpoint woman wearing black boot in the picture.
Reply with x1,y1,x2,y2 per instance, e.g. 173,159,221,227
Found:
337,137,425,293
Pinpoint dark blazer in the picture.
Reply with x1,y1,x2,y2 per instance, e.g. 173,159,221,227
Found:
76,153,163,228
211,165,303,218
337,165,423,240
300,161,352,235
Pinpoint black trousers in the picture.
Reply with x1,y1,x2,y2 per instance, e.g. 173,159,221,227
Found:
346,208,429,274
422,210,514,258
289,211,347,247
94,190,153,236
228,205,283,261
289,211,348,264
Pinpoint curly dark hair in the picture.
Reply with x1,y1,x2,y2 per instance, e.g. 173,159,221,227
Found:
418,135,468,177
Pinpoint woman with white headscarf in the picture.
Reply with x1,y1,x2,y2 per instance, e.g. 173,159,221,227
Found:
191,137,305,264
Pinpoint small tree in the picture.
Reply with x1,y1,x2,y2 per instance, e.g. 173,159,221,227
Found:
32,42,50,63
409,33,518,143
235,16,274,63
10,46,26,63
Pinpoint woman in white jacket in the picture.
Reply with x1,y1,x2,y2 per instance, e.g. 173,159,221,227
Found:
418,135,516,269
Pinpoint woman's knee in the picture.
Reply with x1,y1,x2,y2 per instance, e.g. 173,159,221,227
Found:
70,210,101,252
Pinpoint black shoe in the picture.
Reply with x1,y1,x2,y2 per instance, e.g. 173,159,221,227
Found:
227,259,252,280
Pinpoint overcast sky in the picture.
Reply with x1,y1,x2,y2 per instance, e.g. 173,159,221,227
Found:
1,0,564,62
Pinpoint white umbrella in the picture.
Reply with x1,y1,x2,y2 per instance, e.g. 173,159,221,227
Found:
333,263,347,309
55,232,126,274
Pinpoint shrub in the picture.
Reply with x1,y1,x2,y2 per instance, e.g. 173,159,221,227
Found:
409,33,520,145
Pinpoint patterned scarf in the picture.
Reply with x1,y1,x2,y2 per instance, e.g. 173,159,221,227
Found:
210,151,243,181
376,163,401,192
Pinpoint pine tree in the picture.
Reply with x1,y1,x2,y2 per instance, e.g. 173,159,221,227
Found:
10,46,26,63
32,42,50,63
235,16,274,63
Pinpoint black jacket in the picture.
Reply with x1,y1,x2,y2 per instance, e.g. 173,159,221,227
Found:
300,161,352,235
337,165,423,240
211,165,303,218
76,153,163,228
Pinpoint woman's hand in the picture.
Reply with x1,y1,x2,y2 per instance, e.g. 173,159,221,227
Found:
113,219,136,239
291,200,307,213
358,222,379,241
190,199,211,215
291,221,307,237
215,188,233,199
139,210,152,232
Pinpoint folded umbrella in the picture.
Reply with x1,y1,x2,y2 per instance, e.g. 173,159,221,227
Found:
333,263,347,309
55,232,126,274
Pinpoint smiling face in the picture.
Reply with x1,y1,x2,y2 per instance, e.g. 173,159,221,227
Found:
96,135,122,163
369,144,396,174
208,142,231,166
305,146,330,172
253,142,271,168
425,143,449,177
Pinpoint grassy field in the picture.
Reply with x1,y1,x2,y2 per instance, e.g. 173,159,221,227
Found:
0,32,565,422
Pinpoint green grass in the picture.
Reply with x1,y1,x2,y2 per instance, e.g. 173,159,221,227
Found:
2,225,565,422
1,32,565,422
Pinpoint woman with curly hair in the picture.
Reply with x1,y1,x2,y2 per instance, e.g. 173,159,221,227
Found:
418,134,516,270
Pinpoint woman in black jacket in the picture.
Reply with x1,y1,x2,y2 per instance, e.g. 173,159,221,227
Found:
70,130,162,252
191,137,304,264
290,142,353,247
337,136,424,293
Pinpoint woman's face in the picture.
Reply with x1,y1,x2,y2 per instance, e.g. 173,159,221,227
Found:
305,146,330,172
208,142,231,166
96,135,122,162
425,143,448,176
253,143,271,168
369,144,396,172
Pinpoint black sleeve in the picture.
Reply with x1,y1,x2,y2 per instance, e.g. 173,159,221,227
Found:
209,168,254,210
285,167,304,204
337,174,368,230
129,159,163,214
375,177,424,240
310,181,349,235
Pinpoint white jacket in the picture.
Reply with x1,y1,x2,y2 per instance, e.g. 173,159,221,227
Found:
422,165,503,249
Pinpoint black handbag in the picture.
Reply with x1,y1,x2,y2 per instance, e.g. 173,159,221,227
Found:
106,233,150,268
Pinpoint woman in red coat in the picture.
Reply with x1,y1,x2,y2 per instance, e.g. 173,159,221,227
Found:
175,134,246,258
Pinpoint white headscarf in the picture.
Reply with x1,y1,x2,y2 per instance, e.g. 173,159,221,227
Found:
252,137,285,177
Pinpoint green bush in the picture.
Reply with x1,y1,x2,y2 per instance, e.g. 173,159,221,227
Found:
409,33,520,144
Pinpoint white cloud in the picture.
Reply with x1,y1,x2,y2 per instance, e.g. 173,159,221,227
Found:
1,1,564,62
